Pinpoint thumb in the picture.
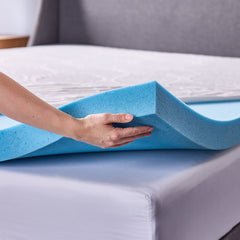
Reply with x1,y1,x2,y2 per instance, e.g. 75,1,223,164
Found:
104,113,133,124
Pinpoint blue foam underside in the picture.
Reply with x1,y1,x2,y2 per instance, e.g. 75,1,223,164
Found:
0,81,240,161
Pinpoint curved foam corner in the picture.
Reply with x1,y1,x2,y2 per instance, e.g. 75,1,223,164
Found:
0,81,240,161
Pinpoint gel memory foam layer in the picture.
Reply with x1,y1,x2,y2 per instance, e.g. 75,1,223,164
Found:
1,81,240,161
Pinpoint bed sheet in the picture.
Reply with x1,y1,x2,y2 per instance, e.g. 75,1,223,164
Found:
0,146,240,240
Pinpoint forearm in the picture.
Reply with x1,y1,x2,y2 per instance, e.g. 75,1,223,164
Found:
0,72,77,138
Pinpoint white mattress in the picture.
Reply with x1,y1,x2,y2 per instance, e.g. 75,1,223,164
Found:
1,45,240,239
0,45,240,107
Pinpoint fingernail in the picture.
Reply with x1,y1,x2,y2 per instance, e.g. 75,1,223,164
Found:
148,127,154,131
125,114,132,120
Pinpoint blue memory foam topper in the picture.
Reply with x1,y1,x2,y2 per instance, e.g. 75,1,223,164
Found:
0,81,240,162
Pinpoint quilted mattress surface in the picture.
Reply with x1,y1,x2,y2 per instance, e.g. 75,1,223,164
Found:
0,45,240,240
0,45,240,107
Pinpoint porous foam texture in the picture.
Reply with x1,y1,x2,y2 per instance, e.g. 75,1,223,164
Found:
1,81,240,161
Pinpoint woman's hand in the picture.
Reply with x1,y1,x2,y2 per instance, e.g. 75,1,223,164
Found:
71,113,153,148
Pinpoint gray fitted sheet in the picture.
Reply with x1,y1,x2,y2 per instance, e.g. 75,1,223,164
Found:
0,146,240,240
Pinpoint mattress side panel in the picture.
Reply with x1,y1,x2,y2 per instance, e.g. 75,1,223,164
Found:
153,145,240,240
0,171,154,240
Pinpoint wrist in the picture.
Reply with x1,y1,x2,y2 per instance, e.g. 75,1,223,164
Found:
67,117,86,141
52,111,79,140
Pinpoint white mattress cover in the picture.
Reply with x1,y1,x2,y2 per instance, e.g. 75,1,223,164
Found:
0,45,240,107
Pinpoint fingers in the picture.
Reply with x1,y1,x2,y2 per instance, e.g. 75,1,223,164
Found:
103,126,153,148
103,113,133,124
113,126,153,139
108,140,134,148
112,132,152,145
107,131,152,148
79,113,153,149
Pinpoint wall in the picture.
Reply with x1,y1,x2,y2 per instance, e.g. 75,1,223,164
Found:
0,0,39,35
